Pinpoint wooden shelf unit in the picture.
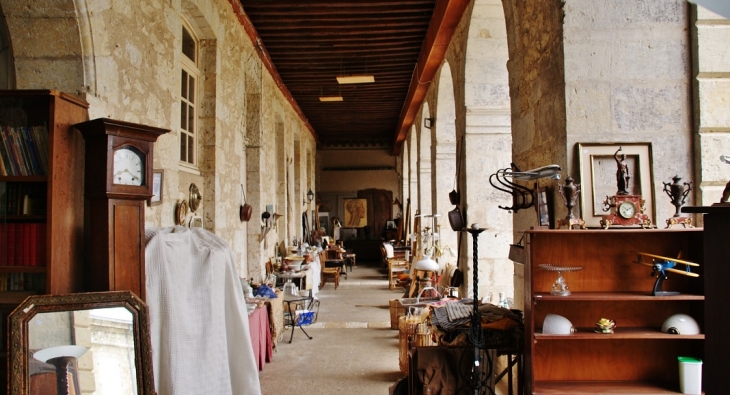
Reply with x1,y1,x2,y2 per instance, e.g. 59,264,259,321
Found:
524,229,705,394
0,89,88,392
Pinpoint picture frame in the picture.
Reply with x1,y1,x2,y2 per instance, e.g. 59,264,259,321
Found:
386,220,396,230
577,142,654,228
343,198,367,228
535,187,550,227
149,169,163,206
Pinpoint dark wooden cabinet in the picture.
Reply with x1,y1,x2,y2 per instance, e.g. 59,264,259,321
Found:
682,205,729,395
0,90,89,390
524,229,704,394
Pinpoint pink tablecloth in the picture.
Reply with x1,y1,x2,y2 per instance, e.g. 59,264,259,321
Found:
248,306,273,371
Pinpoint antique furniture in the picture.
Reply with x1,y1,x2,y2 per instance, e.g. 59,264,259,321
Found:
523,229,704,394
318,250,340,290
381,244,408,289
282,293,319,343
682,205,729,395
76,118,169,299
324,248,347,280
7,291,156,395
0,90,89,390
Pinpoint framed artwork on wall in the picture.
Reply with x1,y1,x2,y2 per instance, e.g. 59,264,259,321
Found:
535,187,550,227
577,142,654,228
149,170,163,206
343,198,367,228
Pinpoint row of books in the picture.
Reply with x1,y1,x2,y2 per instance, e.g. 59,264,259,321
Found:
0,272,45,292
0,222,46,267
0,182,47,216
0,125,49,176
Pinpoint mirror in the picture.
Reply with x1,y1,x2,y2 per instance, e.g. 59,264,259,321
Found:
8,291,155,395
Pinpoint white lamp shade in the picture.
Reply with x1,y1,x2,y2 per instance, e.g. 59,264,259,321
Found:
414,256,439,271
33,345,88,362
542,314,575,335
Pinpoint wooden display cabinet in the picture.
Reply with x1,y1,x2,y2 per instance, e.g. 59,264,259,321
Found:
0,90,88,390
524,229,704,394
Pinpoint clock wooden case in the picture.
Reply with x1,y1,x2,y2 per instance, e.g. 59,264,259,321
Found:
75,118,169,300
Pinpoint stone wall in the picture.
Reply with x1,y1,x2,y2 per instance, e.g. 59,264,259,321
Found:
563,0,693,226
2,0,316,279
692,5,730,209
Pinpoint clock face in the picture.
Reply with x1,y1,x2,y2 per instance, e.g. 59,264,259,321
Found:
618,201,637,219
113,147,145,186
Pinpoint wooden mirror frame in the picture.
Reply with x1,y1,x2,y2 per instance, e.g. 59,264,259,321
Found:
7,291,156,395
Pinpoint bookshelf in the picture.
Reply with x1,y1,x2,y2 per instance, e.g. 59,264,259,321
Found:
0,91,88,389
524,229,705,394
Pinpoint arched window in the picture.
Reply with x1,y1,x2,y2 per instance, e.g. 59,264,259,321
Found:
180,20,199,168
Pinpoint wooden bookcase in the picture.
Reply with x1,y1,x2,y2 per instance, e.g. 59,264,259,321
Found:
524,229,705,394
0,90,88,389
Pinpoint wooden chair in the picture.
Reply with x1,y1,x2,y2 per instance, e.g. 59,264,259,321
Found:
381,244,408,289
319,250,340,290
325,248,348,280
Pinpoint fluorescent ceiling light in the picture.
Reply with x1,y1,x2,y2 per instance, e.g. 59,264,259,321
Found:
336,75,374,84
319,96,343,102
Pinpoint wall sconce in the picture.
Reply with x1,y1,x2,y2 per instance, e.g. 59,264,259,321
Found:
424,117,434,129
304,188,314,205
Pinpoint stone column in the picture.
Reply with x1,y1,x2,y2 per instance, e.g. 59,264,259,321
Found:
462,108,513,304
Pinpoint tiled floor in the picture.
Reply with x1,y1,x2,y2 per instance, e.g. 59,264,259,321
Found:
258,262,407,394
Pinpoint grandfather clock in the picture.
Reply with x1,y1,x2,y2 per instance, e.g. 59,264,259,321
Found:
75,118,169,300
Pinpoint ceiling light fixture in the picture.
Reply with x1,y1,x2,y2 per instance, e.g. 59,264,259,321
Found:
336,74,375,84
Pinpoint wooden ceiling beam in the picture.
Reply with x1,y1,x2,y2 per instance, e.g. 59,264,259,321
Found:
392,0,469,154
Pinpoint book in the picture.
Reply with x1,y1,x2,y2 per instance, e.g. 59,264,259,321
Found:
37,224,46,267
28,223,37,266
5,223,14,266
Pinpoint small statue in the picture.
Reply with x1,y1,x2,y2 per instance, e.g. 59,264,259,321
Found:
614,147,630,195
557,177,585,229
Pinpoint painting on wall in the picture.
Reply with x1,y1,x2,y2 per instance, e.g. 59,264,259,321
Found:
343,198,367,228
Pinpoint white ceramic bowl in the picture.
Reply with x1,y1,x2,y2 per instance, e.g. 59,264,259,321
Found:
284,256,304,271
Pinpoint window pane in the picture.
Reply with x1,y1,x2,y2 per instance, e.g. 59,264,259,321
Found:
188,103,194,134
182,26,195,63
180,133,186,162
188,75,195,103
180,102,187,131
181,70,188,99
188,135,194,163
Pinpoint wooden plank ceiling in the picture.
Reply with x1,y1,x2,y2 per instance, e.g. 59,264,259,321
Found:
240,0,437,151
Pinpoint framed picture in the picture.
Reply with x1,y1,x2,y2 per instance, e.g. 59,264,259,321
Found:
343,198,367,228
149,170,163,206
577,142,654,228
386,220,396,230
535,187,550,227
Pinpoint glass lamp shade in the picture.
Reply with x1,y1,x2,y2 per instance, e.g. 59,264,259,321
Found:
414,255,439,271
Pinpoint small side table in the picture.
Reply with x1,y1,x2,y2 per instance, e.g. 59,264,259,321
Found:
282,294,319,343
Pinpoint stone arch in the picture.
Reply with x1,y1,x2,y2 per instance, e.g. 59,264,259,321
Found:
401,138,409,226
1,0,84,93
418,103,433,217
408,125,419,233
433,61,458,254
457,0,514,303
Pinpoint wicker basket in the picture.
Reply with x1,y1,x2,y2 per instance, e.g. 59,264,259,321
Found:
398,316,436,374
389,299,405,329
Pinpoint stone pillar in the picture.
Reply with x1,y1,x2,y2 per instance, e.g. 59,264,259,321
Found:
462,108,513,303
433,142,458,261
692,6,730,209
